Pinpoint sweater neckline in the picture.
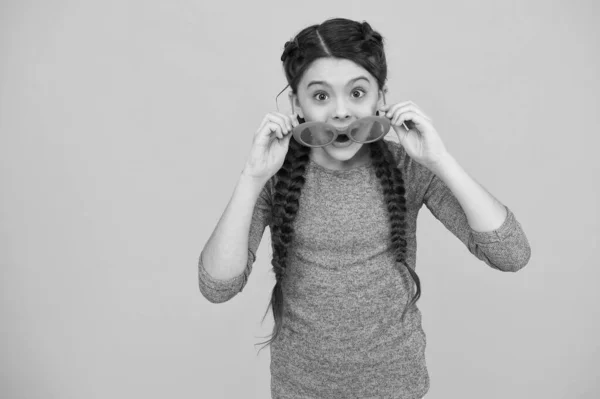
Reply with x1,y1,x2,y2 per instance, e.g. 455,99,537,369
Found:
308,156,372,175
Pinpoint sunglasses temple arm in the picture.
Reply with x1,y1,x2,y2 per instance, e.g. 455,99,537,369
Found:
275,84,290,113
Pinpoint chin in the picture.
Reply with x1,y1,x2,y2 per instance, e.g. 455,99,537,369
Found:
323,142,364,159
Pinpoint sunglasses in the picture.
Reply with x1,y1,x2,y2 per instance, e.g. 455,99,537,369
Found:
275,84,408,148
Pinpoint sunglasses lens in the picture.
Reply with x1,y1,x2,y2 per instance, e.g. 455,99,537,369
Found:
297,119,387,146
299,125,336,146
349,120,386,142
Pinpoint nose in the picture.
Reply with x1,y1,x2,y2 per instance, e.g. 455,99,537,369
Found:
333,99,352,121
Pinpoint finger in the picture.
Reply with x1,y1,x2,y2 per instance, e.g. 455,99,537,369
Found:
381,103,410,131
256,115,270,136
379,100,410,111
393,110,429,131
389,109,429,132
290,113,300,128
281,129,293,144
285,112,300,128
379,101,414,115
258,114,287,137
264,121,284,140
403,106,432,123
270,113,293,133
389,105,432,122
284,113,299,131
382,102,432,122
386,105,431,122
257,113,295,138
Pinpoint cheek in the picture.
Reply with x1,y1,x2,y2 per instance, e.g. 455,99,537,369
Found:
304,109,328,122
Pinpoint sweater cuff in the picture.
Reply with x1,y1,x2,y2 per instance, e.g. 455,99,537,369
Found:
198,251,249,294
470,205,517,244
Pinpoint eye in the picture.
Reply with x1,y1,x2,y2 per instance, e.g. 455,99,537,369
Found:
352,88,367,98
313,92,328,101
312,88,367,102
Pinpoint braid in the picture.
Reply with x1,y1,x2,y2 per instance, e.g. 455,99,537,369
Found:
258,17,420,353
370,140,422,322
256,131,310,354
256,138,422,353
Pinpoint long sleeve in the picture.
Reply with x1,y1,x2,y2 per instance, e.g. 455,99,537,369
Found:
419,163,531,272
385,139,531,272
198,176,274,303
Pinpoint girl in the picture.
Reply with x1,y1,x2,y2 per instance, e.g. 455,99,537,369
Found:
198,17,531,399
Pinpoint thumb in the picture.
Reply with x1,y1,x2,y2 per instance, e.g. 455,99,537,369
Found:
276,131,293,149
283,132,293,144
393,125,406,143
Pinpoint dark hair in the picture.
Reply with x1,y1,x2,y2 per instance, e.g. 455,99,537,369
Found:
256,17,421,354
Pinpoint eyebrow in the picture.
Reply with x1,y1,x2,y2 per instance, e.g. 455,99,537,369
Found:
306,75,371,89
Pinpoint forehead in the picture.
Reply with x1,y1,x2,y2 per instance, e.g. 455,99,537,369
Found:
299,57,375,88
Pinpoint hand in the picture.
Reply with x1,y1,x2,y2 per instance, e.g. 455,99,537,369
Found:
243,111,297,183
379,101,450,169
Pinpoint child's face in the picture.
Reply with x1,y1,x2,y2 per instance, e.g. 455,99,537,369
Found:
292,57,384,163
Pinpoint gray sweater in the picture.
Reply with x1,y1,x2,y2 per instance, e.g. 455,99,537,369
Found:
198,139,531,398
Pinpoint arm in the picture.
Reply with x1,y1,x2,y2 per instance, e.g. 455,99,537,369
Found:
419,154,531,272
380,99,531,272
428,153,508,233
198,171,273,303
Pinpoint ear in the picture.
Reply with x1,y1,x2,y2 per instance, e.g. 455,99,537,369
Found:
288,92,304,117
378,85,388,107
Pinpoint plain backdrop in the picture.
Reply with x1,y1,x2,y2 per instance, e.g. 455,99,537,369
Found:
1,0,599,398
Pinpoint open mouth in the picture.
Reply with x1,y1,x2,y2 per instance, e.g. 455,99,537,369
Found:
335,135,350,142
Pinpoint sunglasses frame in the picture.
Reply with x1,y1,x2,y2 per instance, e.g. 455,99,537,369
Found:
275,84,406,148
289,116,391,147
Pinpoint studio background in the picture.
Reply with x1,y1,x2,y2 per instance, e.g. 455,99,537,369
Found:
1,1,598,398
